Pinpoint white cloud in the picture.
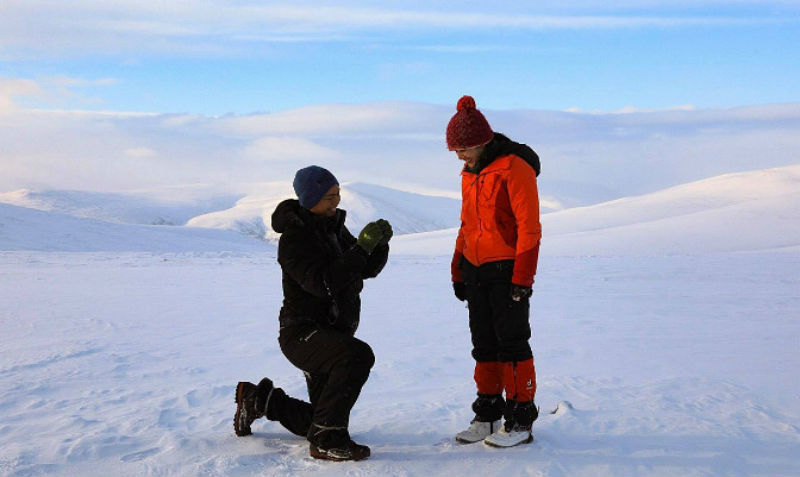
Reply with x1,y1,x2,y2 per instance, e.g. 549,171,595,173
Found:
242,137,341,162
124,147,158,158
566,104,698,114
0,78,47,111
0,76,116,110
1,98,799,208
213,102,443,136
1,1,795,57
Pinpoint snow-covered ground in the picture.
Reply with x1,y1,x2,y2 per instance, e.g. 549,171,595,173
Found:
2,161,800,476
1,250,798,477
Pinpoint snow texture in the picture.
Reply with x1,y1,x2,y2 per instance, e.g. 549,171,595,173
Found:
1,251,798,477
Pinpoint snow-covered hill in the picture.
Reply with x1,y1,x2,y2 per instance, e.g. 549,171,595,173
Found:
187,182,460,241
0,202,269,252
542,164,800,255
391,164,800,256
6,165,800,255
0,188,242,226
4,165,799,255
0,182,461,246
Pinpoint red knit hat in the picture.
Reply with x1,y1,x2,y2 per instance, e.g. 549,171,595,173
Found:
446,95,494,151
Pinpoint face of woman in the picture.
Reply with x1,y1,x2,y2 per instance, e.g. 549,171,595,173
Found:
309,185,341,217
455,145,485,169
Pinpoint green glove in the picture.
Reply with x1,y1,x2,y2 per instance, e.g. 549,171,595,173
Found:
376,219,393,245
356,221,384,254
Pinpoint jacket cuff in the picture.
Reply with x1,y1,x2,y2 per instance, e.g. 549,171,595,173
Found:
451,249,464,282
512,242,539,288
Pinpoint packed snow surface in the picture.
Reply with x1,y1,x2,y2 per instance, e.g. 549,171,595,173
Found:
1,251,798,477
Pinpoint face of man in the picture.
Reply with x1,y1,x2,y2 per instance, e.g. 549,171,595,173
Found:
309,185,341,217
455,145,485,170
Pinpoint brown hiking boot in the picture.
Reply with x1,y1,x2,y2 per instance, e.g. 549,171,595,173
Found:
234,379,271,436
308,426,370,461
309,440,370,461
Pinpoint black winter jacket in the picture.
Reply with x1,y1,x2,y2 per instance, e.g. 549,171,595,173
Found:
271,199,389,334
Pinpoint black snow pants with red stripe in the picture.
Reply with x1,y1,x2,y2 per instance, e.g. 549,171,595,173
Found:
461,259,537,425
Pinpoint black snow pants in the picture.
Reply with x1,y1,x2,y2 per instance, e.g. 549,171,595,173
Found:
462,259,533,363
267,322,374,439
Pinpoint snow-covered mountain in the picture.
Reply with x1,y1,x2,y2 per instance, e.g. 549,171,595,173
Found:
2,164,799,254
0,188,241,226
0,182,461,247
0,202,269,252
180,182,460,241
390,164,800,256
542,164,800,255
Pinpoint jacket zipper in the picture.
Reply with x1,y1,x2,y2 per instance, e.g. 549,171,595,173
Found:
474,173,481,262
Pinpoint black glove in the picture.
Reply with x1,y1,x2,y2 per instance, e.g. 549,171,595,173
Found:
510,284,532,302
356,221,384,254
376,219,393,245
453,282,466,302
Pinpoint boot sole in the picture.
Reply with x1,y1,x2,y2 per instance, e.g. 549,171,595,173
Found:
233,382,251,437
309,447,370,461
484,433,534,448
455,436,486,444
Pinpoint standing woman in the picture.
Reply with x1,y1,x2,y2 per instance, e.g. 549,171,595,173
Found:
447,96,542,447
234,165,392,461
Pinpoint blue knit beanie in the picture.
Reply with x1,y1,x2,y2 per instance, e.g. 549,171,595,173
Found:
293,166,339,209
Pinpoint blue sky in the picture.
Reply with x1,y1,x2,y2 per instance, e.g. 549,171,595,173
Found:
1,1,799,114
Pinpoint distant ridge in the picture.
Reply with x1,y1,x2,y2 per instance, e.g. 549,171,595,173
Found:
186,182,460,242
390,164,800,256
3,166,798,254
0,189,241,226
0,181,461,251
0,202,269,252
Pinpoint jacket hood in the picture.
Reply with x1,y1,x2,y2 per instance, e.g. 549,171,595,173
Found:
473,132,541,176
271,199,305,234
271,198,347,234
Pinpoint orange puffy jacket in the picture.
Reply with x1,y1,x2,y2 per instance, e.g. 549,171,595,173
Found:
451,154,541,287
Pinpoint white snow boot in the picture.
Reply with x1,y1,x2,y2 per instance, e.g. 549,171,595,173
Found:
455,419,502,443
484,423,533,447
484,400,537,447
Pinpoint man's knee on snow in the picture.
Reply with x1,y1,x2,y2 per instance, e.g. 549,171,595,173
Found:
333,340,374,383
349,340,375,371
